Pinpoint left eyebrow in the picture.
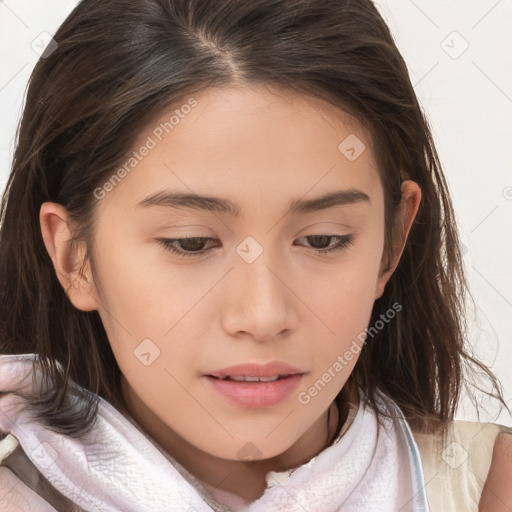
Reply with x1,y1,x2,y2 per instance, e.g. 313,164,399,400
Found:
135,188,371,217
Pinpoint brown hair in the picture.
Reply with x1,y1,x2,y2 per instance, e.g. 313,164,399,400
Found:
0,0,507,438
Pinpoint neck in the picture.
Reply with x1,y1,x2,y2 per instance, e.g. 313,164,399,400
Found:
118,379,357,504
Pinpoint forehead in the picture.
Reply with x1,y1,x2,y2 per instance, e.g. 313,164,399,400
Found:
95,83,382,219
156,83,372,152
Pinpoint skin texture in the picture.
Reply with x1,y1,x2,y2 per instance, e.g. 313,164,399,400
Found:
479,431,512,511
40,83,421,503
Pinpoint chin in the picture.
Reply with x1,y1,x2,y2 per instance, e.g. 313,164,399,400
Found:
205,437,297,464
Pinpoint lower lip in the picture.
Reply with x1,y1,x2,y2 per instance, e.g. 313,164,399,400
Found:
205,374,303,409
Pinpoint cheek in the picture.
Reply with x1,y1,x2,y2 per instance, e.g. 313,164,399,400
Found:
91,237,210,374
299,238,383,364
306,249,382,328
308,275,375,374
93,228,180,324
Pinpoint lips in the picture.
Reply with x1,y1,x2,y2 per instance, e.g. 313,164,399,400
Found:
204,361,305,409
213,375,286,382
206,361,303,380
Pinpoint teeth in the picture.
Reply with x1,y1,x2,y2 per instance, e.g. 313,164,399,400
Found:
258,376,282,382
225,375,283,382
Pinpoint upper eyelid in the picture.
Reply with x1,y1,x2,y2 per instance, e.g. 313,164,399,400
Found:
162,234,352,241
157,234,353,248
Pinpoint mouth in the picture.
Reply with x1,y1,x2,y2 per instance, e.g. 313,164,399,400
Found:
206,361,304,380
204,362,305,409
207,374,296,382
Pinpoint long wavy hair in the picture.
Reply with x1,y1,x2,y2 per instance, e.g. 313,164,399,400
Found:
0,0,507,438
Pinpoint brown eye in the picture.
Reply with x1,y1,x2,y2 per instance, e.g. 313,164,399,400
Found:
156,237,219,257
175,237,208,251
294,234,354,255
303,235,332,249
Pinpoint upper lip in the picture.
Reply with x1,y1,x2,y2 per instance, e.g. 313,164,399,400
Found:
206,361,304,379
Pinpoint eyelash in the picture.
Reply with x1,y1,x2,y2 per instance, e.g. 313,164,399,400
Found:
156,234,354,258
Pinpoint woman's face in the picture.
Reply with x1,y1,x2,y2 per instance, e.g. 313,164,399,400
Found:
42,83,419,465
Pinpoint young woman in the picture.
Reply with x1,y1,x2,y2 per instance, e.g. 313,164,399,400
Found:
0,1,511,511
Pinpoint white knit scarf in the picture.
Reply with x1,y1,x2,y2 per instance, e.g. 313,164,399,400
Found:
0,353,431,511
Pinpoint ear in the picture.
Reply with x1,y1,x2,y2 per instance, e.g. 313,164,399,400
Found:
374,180,421,300
39,202,98,311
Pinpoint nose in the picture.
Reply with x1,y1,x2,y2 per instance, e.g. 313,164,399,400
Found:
221,245,298,342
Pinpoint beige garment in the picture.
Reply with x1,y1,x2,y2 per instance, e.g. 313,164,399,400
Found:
412,420,511,512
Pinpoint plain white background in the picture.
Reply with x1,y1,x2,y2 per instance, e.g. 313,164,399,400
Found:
0,1,511,426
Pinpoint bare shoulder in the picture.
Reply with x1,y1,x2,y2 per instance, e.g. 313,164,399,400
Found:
479,428,512,512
